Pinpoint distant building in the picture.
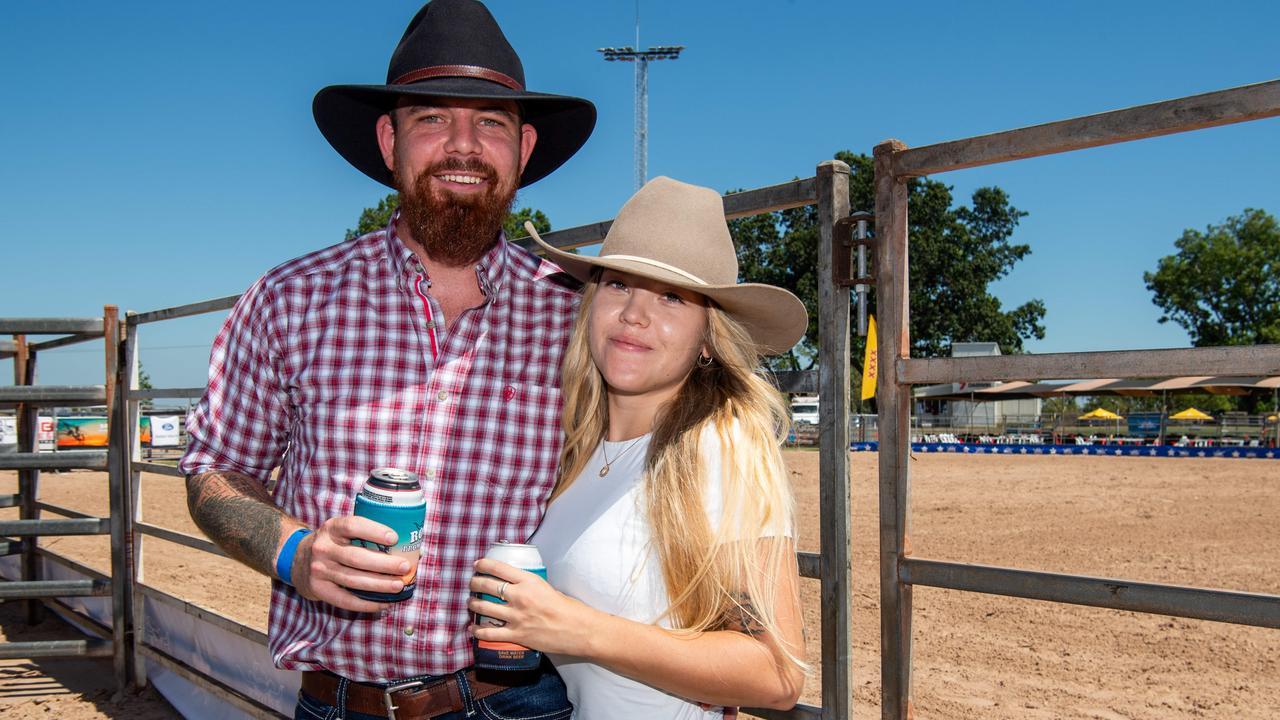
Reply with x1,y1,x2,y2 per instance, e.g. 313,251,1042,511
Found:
914,342,1042,429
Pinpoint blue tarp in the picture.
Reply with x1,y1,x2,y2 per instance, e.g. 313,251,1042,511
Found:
848,442,1279,459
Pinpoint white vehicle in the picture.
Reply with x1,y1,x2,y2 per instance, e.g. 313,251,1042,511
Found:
790,396,819,426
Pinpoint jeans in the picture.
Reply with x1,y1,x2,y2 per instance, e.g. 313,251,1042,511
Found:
294,664,572,720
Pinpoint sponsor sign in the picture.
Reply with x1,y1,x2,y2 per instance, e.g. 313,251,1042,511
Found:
151,416,181,447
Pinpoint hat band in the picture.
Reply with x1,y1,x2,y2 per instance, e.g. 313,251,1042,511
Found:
392,65,523,91
601,254,709,285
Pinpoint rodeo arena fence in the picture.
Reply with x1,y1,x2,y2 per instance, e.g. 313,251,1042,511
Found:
2,77,1279,719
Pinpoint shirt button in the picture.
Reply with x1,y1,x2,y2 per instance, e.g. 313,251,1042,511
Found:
413,262,425,274
404,627,415,637
425,468,436,479
437,390,449,401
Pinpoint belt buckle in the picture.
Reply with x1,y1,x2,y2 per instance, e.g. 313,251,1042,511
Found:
382,679,424,720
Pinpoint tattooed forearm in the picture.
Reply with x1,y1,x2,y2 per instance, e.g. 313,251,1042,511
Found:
720,594,768,637
186,470,290,576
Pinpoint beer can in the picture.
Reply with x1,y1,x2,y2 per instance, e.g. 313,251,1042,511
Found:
351,468,425,603
474,541,545,671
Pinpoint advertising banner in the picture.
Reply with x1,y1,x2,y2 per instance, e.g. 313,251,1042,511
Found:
57,417,109,448
151,416,181,447
38,416,56,451
54,416,158,447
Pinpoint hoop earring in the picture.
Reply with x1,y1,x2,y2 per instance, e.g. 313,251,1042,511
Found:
697,354,713,368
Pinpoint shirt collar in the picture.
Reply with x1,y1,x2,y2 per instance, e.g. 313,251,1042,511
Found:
384,210,511,298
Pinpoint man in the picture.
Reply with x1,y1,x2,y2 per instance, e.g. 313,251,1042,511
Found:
179,1,594,718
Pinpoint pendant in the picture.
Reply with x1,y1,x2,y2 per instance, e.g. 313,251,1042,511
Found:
598,465,610,477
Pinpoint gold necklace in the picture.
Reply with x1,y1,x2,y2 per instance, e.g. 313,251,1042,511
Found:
599,436,645,477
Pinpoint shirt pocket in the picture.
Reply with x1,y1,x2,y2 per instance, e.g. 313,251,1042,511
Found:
477,383,564,500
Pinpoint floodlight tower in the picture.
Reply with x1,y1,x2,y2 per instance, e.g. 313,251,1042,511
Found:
598,42,683,191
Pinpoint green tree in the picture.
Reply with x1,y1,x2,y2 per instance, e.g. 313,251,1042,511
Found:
346,194,402,240
137,361,154,411
345,193,552,242
730,151,1046,381
1144,208,1280,347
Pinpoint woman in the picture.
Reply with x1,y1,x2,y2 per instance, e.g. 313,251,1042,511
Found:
469,177,809,718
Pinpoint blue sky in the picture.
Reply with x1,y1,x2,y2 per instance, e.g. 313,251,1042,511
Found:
2,0,1277,390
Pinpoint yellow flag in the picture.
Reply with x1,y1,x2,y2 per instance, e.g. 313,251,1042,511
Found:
860,315,878,401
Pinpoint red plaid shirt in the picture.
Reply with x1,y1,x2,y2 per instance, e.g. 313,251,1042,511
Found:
181,216,579,681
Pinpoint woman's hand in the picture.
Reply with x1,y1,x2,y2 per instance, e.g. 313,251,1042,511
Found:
468,558,602,657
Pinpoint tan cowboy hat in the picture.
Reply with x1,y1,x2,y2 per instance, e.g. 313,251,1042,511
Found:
527,176,808,355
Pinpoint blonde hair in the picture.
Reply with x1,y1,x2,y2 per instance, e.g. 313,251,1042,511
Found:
556,277,805,672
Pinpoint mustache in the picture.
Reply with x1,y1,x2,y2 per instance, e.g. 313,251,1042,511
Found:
419,157,497,182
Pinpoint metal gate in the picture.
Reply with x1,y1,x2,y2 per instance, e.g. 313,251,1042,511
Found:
871,79,1280,718
0,310,134,690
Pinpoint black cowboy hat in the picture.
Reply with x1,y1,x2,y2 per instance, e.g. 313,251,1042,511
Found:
313,0,596,188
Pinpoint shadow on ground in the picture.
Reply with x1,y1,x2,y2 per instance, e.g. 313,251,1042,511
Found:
0,600,179,719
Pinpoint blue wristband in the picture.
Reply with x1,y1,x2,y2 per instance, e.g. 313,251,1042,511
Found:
276,528,312,586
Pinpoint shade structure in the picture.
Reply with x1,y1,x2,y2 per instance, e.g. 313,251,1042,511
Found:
1169,407,1213,421
1079,408,1123,420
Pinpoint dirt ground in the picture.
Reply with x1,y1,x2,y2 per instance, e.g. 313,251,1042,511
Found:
2,451,1278,719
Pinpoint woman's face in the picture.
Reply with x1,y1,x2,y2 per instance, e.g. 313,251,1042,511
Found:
588,269,710,408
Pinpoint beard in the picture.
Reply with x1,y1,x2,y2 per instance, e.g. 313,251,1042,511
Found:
395,157,519,267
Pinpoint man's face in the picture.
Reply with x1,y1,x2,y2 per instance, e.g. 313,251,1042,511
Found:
376,97,537,266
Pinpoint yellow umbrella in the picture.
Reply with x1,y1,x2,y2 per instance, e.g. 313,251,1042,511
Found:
1078,408,1123,421
1170,407,1213,421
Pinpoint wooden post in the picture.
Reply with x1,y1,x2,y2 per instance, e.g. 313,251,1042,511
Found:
13,335,44,625
104,306,135,691
874,140,914,720
124,313,148,688
816,159,853,719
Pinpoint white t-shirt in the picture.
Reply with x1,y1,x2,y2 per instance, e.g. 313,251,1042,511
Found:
530,431,729,719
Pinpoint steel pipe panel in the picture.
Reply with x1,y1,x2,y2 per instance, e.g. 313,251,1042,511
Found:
0,579,112,599
0,451,109,470
134,461,187,478
0,518,110,536
0,639,113,660
131,295,240,325
137,522,228,558
512,178,816,253
797,551,820,579
29,332,106,352
0,318,104,335
900,345,1280,385
0,385,107,406
35,546,111,582
36,501,98,520
128,387,206,400
894,79,1280,177
771,370,818,395
901,558,1280,629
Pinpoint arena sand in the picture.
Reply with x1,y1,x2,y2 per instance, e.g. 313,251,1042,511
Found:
2,450,1277,719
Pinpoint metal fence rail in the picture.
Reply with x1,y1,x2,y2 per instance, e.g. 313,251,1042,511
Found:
874,78,1280,719
1,310,133,692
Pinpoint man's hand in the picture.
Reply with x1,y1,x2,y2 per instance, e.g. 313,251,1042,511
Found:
291,516,412,613
187,470,414,614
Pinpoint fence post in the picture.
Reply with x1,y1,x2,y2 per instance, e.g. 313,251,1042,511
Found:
105,306,136,691
124,312,149,688
13,335,45,625
816,159,853,719
874,140,914,720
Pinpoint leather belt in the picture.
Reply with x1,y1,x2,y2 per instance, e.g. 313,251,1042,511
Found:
301,670,508,720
